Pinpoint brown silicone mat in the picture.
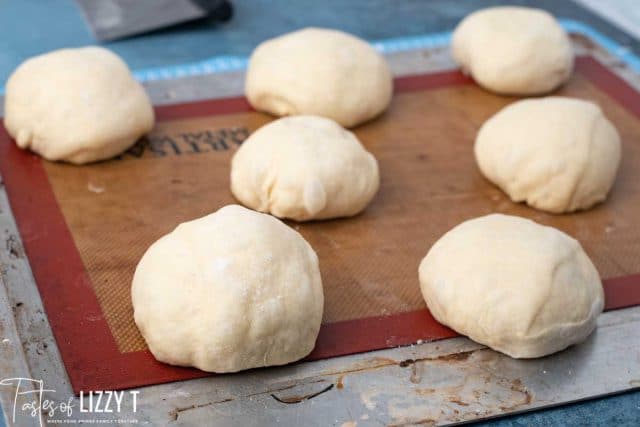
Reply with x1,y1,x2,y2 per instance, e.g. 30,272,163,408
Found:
1,56,639,392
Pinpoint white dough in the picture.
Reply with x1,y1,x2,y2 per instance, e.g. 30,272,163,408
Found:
419,214,604,358
132,205,324,372
475,97,621,213
231,115,380,221
452,6,573,95
4,47,154,164
245,27,393,128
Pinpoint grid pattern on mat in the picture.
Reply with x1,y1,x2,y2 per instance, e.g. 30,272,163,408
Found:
40,65,640,354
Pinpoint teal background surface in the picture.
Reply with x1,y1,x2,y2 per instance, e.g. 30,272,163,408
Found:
1,1,639,426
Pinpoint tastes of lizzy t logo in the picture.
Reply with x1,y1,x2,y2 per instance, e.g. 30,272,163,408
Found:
0,377,139,425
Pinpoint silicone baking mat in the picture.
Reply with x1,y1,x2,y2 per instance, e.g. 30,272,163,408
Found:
1,56,640,393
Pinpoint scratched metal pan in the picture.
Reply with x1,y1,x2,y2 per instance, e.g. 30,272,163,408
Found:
0,35,639,426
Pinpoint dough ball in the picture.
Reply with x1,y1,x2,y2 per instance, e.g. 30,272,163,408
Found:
475,97,621,213
452,6,573,95
4,47,154,164
132,205,324,372
231,115,380,221
245,27,393,128
419,214,604,358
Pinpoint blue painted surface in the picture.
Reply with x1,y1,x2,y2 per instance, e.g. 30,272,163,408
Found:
1,0,640,85
0,1,639,425
130,19,640,86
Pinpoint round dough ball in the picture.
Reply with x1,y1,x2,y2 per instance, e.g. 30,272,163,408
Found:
4,47,154,164
132,204,324,372
475,97,621,213
245,27,393,128
231,115,380,221
452,7,573,95
419,214,604,358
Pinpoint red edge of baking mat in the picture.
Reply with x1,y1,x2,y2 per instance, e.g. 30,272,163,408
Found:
1,56,639,393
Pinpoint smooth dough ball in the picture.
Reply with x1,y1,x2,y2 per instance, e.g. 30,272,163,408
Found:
4,47,154,164
245,27,393,128
231,115,380,221
132,205,324,372
475,97,621,213
452,7,573,95
419,214,604,358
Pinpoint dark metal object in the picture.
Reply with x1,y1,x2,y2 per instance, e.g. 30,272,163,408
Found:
76,0,233,41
